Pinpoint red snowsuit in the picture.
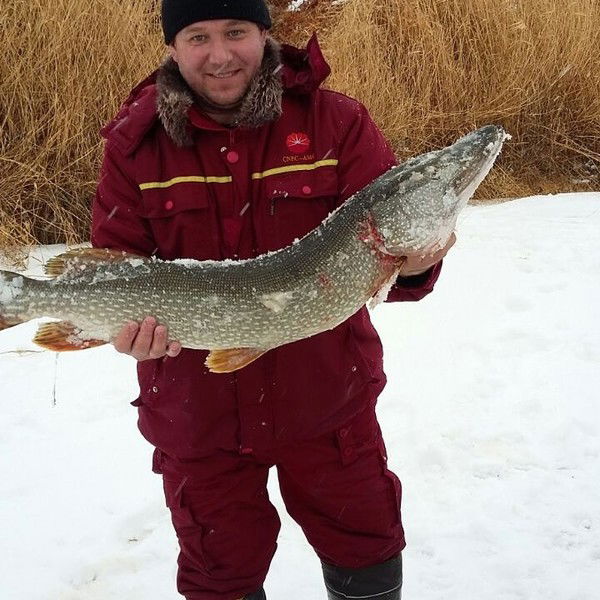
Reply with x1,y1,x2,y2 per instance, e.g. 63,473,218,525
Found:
92,36,440,600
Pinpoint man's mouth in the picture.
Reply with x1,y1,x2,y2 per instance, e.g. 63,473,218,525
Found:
209,70,240,79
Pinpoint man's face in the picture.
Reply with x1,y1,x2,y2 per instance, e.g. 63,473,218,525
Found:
169,19,267,108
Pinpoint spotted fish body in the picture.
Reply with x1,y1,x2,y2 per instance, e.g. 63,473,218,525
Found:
0,125,508,371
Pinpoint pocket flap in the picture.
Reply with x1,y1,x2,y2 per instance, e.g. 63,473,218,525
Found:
139,185,211,218
263,166,338,200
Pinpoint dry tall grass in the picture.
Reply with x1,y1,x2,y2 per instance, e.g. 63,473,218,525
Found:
312,0,600,198
0,0,163,257
1,0,599,253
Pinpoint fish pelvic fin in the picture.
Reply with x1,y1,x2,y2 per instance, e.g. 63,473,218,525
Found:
44,248,150,278
205,348,267,373
33,321,107,352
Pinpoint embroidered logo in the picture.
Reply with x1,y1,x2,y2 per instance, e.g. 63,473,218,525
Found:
286,132,311,154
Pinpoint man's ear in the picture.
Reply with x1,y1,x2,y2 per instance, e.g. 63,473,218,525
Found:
167,43,178,62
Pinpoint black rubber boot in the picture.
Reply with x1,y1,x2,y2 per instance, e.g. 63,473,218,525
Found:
321,553,402,599
243,588,266,600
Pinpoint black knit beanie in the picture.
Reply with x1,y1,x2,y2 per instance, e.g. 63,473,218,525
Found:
162,0,272,44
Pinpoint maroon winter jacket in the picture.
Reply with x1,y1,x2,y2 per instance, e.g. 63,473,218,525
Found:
91,36,441,459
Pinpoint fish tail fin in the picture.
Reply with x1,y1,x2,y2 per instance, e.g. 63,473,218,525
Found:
0,270,27,330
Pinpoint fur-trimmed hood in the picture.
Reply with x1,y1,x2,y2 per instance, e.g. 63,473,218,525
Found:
157,38,284,146
101,35,331,154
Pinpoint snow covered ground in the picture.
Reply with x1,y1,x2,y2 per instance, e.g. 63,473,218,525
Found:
1,193,599,600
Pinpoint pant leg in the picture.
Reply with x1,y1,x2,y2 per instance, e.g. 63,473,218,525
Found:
276,406,406,569
242,589,267,600
155,449,280,600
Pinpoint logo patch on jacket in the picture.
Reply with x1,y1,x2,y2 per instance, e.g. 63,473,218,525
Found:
286,132,311,154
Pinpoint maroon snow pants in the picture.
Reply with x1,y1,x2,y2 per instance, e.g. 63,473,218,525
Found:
152,406,406,600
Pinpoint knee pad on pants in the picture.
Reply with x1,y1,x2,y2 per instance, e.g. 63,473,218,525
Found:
322,553,402,600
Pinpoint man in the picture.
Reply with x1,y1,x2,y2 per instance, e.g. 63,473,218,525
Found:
92,1,454,598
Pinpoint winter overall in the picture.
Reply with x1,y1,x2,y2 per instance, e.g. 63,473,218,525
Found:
92,35,440,600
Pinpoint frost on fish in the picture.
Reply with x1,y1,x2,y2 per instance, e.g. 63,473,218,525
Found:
368,268,402,310
0,272,26,329
259,291,295,313
0,272,24,303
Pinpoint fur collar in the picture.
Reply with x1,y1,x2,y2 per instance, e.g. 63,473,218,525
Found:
156,38,283,146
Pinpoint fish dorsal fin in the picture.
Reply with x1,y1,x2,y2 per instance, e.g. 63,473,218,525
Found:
44,248,149,278
33,321,107,352
205,348,267,373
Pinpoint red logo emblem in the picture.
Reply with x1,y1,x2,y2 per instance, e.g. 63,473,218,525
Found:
286,132,311,154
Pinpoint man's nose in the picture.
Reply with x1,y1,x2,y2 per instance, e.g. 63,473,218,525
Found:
206,38,233,68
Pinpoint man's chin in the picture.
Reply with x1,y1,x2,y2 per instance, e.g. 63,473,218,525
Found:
197,90,246,111
212,96,243,108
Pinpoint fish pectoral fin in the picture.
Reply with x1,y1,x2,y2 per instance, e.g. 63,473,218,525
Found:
205,348,267,373
33,321,107,352
44,248,149,277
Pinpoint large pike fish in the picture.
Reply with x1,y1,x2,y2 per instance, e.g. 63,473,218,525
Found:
0,125,508,372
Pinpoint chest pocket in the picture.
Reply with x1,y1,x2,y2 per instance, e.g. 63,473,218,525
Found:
263,168,339,249
138,184,220,260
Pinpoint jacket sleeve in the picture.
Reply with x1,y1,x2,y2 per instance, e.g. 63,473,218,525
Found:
335,99,442,303
386,262,442,302
91,141,156,256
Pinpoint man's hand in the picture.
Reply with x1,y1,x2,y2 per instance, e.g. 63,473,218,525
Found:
112,317,182,361
398,232,457,277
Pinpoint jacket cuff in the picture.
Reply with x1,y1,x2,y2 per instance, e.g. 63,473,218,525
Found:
385,260,443,302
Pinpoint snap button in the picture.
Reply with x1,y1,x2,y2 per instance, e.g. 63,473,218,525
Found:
339,428,349,438
226,150,239,164
152,386,159,393
343,447,354,457
164,200,174,210
302,185,312,195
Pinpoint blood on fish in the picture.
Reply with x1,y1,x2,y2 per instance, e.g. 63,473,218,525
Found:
357,214,398,265
318,273,333,290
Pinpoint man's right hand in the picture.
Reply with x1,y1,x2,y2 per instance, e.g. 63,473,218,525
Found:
112,317,182,361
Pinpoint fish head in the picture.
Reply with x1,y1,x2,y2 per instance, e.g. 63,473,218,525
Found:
369,125,509,256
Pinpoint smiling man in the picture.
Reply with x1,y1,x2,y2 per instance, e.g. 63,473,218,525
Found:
91,1,453,599
168,18,268,116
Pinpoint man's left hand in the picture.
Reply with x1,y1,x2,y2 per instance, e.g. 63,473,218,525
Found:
398,232,456,277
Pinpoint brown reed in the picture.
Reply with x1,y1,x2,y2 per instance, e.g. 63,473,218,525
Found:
309,0,600,198
0,0,163,257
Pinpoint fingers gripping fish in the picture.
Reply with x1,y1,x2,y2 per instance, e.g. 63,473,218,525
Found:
0,125,509,372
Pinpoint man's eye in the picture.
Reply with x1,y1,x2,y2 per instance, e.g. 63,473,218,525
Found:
228,29,244,38
191,35,207,43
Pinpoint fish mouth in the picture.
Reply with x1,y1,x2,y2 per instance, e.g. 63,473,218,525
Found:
452,125,509,200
